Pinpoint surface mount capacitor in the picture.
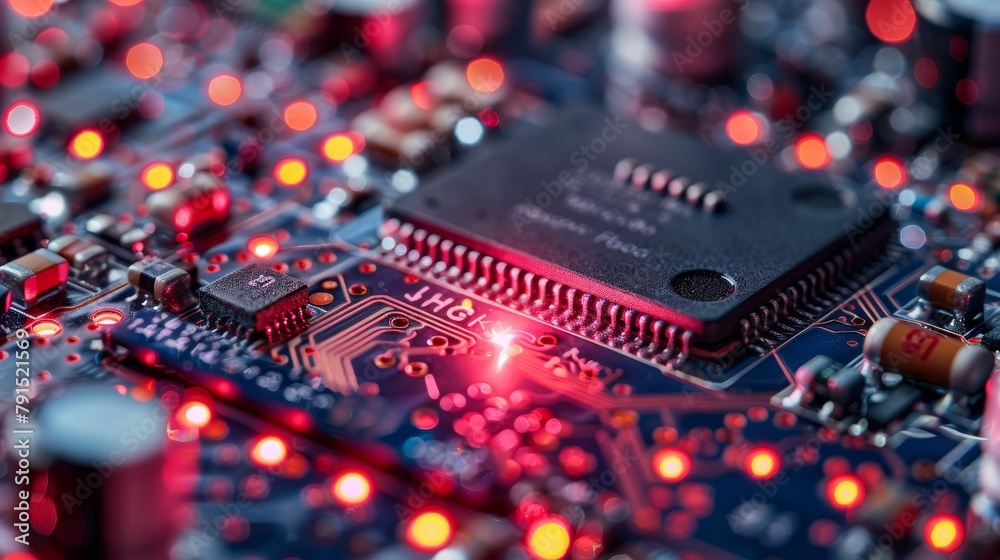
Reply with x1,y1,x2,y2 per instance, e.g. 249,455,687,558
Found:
863,318,994,407
913,265,985,331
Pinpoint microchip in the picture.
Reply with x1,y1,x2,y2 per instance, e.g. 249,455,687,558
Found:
199,264,309,341
384,106,894,351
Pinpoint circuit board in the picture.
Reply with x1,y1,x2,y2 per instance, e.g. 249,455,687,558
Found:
3,1,1000,559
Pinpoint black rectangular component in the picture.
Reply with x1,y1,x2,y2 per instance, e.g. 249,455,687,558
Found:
199,264,309,341
384,106,893,346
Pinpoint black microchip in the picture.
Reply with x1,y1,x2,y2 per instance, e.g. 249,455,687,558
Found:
384,106,893,346
199,264,308,340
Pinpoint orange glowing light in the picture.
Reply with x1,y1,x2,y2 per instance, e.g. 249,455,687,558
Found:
795,135,830,169
109,0,143,5
745,447,780,480
30,320,61,337
283,101,317,131
948,183,981,212
126,43,163,79
207,74,242,106
273,158,307,186
3,101,40,137
865,0,917,44
873,156,905,189
8,0,54,17
466,58,504,93
251,436,288,467
826,475,865,509
405,510,453,552
332,471,373,506
527,517,572,560
653,448,692,482
70,129,103,160
142,162,174,190
322,134,355,162
924,514,963,553
179,402,212,428
248,236,279,259
726,111,762,145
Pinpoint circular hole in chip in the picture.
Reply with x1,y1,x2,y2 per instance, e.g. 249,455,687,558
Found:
790,184,852,210
670,270,735,302
91,308,124,326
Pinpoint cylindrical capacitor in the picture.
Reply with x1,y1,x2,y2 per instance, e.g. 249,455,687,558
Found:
609,0,742,83
913,0,1000,140
863,318,994,398
917,265,985,330
32,384,192,560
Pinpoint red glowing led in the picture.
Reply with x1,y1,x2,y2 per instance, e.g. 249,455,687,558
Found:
3,101,40,138
69,129,104,160
726,111,762,145
405,509,454,552
248,236,279,259
207,74,242,106
8,0,54,17
653,448,692,482
948,183,981,212
332,471,373,506
873,156,905,189
744,447,780,480
865,0,916,44
178,402,212,429
273,157,308,186
924,513,964,553
526,516,572,560
126,43,163,79
251,436,288,467
466,58,504,93
826,474,865,509
795,134,830,169
283,101,317,131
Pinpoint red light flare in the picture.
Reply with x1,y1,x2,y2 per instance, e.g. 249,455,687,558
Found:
872,156,905,189
795,134,830,169
948,183,981,212
405,509,454,552
924,513,964,553
466,58,504,93
332,471,373,506
744,446,780,480
825,474,866,510
725,111,764,145
865,0,916,44
250,436,288,467
653,448,692,482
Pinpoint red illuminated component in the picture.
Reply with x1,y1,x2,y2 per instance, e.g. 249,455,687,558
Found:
653,448,692,482
795,135,830,169
527,516,572,560
744,447,780,480
251,436,288,467
865,0,916,44
873,156,905,189
178,402,212,428
825,474,865,509
405,509,454,552
126,43,164,79
948,183,981,212
248,236,280,259
726,111,763,145
924,513,964,553
332,471,373,506
466,58,504,93
283,101,317,131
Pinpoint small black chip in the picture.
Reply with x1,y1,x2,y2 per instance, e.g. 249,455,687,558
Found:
384,106,894,351
199,264,309,341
